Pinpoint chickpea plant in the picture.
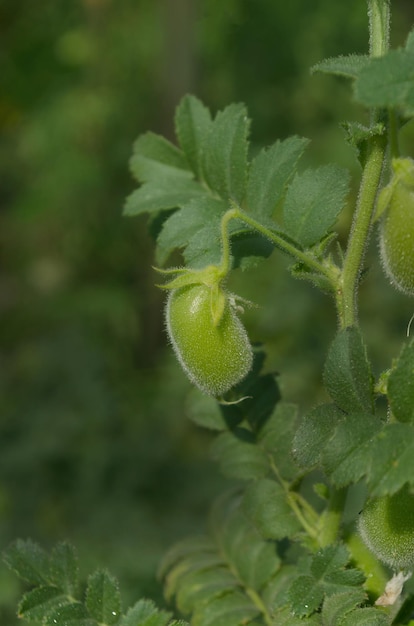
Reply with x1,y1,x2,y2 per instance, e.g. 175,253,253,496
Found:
5,1,414,625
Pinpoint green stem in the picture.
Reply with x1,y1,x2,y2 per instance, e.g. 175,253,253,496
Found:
245,588,273,626
219,207,339,289
219,208,236,278
338,134,387,327
337,0,390,328
317,488,347,547
368,0,390,58
269,459,319,543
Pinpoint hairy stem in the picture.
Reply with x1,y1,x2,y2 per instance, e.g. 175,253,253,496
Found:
337,134,387,327
337,0,390,328
368,0,390,58
317,487,347,547
220,206,339,289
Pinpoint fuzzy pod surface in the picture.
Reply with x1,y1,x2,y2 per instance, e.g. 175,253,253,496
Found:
166,284,253,396
359,486,414,570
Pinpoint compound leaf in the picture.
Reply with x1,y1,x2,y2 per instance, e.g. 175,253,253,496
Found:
283,165,350,248
211,494,280,591
288,546,364,618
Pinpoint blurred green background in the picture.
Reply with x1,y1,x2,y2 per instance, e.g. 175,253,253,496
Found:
1,0,414,623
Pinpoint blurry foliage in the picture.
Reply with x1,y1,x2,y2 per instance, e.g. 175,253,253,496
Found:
1,0,414,624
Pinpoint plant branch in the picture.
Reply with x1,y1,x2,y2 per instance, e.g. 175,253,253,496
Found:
337,0,390,328
220,206,339,290
337,134,387,328
317,487,347,547
368,0,390,58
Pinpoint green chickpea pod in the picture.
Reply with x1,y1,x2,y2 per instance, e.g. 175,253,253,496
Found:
379,157,414,296
358,485,414,571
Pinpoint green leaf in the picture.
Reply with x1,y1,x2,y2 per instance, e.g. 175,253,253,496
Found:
288,575,324,617
243,478,302,540
321,589,367,625
185,389,227,431
164,552,225,603
175,95,212,180
259,402,300,482
119,599,170,626
321,412,381,487
211,494,280,591
272,606,322,625
124,178,208,216
387,339,414,422
161,495,280,622
288,545,364,618
339,607,391,626
211,428,269,480
18,585,71,621
246,136,309,219
175,568,237,615
237,372,281,433
292,404,344,469
283,165,351,248
261,565,299,612
367,422,414,496
311,55,369,79
156,196,226,267
45,602,96,626
129,132,191,183
354,50,414,116
323,327,374,414
48,542,79,596
191,590,259,626
86,569,122,625
3,539,50,586
158,536,217,581
202,103,250,203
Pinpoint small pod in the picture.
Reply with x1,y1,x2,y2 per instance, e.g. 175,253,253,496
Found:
166,283,253,397
380,158,414,296
358,485,414,570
